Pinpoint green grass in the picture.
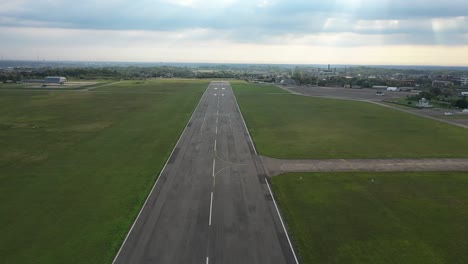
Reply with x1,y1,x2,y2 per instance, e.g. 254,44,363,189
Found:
230,80,289,94
0,79,208,263
94,78,210,92
232,82,468,159
271,172,468,264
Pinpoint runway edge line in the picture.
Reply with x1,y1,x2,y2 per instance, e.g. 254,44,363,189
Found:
265,178,300,264
112,85,209,263
231,81,299,263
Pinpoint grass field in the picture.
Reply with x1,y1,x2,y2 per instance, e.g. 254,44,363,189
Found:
232,82,468,159
230,81,289,94
271,172,468,264
0,79,208,263
94,78,209,92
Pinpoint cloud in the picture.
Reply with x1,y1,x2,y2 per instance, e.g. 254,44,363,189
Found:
1,0,468,64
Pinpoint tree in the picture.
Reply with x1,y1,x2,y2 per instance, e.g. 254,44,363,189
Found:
454,97,468,109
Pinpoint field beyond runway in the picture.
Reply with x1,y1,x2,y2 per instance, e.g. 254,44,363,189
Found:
231,81,468,264
0,79,208,264
282,85,417,101
272,172,468,264
232,82,468,159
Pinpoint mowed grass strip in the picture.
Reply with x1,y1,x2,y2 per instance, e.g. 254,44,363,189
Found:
94,78,210,92
271,172,468,264
0,80,207,264
230,80,290,94
232,82,468,159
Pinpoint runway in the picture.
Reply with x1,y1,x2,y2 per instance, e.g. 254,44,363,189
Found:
113,82,298,264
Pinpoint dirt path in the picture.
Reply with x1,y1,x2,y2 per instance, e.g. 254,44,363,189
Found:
261,156,468,176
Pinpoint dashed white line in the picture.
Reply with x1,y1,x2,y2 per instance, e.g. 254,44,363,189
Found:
212,159,216,177
215,126,218,135
206,257,209,264
265,179,300,264
214,139,217,152
209,192,213,226
216,110,219,115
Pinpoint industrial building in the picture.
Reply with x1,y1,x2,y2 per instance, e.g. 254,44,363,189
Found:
461,76,468,86
45,76,67,84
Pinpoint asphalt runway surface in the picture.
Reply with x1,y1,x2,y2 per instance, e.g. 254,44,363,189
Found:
113,82,297,264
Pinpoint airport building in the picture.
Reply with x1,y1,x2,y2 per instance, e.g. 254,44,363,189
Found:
45,76,67,84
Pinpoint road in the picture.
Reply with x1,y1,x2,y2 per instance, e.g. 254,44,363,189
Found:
113,82,297,264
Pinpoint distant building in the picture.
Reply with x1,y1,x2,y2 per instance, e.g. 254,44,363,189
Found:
387,87,400,92
461,76,468,86
397,79,416,86
432,80,453,87
417,98,432,108
23,79,45,83
372,85,388,89
45,76,67,84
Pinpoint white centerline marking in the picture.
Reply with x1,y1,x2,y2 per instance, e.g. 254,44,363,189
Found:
216,110,219,115
216,116,218,124
212,159,216,177
215,126,218,135
209,192,213,226
214,139,217,152
206,257,209,264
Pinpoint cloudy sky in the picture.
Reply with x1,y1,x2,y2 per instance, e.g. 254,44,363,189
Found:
1,0,468,65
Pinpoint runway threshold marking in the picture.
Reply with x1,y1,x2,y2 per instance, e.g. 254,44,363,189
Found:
200,116,207,132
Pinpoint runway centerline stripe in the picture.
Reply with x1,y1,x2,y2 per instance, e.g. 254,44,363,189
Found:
214,139,217,152
209,192,213,226
212,159,216,177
